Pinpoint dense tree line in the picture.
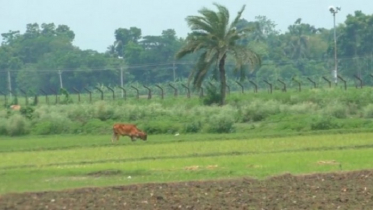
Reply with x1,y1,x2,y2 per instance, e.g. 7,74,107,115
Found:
1,9,373,94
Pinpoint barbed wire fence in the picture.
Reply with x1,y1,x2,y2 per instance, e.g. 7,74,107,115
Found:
1,56,373,106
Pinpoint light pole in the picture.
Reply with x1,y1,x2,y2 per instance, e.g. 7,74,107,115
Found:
329,5,341,85
118,56,124,97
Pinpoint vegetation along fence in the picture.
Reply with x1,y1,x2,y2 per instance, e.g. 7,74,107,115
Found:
1,73,372,107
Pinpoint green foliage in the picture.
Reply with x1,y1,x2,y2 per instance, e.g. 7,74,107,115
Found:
59,88,73,104
32,112,74,135
205,112,235,133
19,106,34,120
82,119,112,135
0,118,7,135
183,120,202,133
142,121,181,134
6,114,30,136
202,85,222,106
310,116,340,130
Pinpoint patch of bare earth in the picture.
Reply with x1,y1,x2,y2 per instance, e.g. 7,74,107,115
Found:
1,169,373,210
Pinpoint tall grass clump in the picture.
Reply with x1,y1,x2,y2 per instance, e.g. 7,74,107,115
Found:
203,105,236,133
362,104,373,118
0,117,7,135
321,100,348,119
6,114,30,136
238,99,282,122
32,112,75,135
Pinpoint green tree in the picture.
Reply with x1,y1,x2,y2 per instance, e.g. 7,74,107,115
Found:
176,3,261,105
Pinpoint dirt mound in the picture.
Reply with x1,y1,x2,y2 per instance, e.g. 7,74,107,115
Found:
1,169,373,209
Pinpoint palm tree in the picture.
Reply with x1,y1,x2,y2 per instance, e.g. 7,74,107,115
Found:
176,3,261,105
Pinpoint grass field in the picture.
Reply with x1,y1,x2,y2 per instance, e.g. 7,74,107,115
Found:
1,132,373,195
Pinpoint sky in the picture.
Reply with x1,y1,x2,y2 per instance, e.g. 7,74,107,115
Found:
1,0,373,53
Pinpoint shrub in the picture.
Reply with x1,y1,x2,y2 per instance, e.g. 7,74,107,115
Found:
362,104,373,118
205,113,235,133
310,116,340,130
322,101,347,119
6,114,30,136
0,118,7,135
142,121,181,134
202,85,222,106
32,112,74,135
183,120,202,133
82,119,112,135
239,99,281,122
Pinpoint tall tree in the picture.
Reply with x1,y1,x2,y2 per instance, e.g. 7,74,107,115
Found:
176,3,261,105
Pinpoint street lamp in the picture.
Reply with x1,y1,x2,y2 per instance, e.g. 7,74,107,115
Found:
118,56,124,97
329,5,341,84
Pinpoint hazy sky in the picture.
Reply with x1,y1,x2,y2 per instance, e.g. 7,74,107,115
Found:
2,0,372,53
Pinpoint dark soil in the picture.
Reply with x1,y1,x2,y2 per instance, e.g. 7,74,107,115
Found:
1,169,373,210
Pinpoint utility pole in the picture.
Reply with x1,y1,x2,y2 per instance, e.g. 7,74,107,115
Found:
7,70,12,97
120,66,124,97
329,6,341,85
118,56,124,97
58,70,63,88
172,61,176,82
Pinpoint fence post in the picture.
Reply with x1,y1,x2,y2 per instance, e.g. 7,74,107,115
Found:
131,86,139,99
105,85,115,100
181,84,190,98
292,78,302,92
235,81,244,93
84,88,92,103
72,88,81,102
49,88,58,104
40,89,49,104
263,80,273,94
155,85,164,99
337,75,347,90
28,90,38,105
18,88,28,106
322,76,332,88
277,79,287,92
118,86,127,100
354,74,363,88
249,80,258,93
94,87,104,100
143,85,152,99
307,77,317,89
168,83,178,97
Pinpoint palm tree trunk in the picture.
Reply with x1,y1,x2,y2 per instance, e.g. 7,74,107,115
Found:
219,54,227,105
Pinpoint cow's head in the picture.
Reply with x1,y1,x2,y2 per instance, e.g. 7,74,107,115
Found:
137,131,147,141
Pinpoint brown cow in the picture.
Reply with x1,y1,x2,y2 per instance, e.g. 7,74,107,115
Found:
112,123,147,143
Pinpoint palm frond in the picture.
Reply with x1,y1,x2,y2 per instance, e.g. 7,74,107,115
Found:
189,51,216,89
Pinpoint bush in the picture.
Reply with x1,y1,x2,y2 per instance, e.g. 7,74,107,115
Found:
183,120,202,133
322,101,347,119
310,116,340,130
239,100,281,122
202,85,222,106
82,119,112,135
362,104,373,118
0,118,8,135
142,121,181,134
32,112,74,135
6,114,30,136
205,113,235,133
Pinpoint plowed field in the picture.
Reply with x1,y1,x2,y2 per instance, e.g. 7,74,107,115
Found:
1,169,373,210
